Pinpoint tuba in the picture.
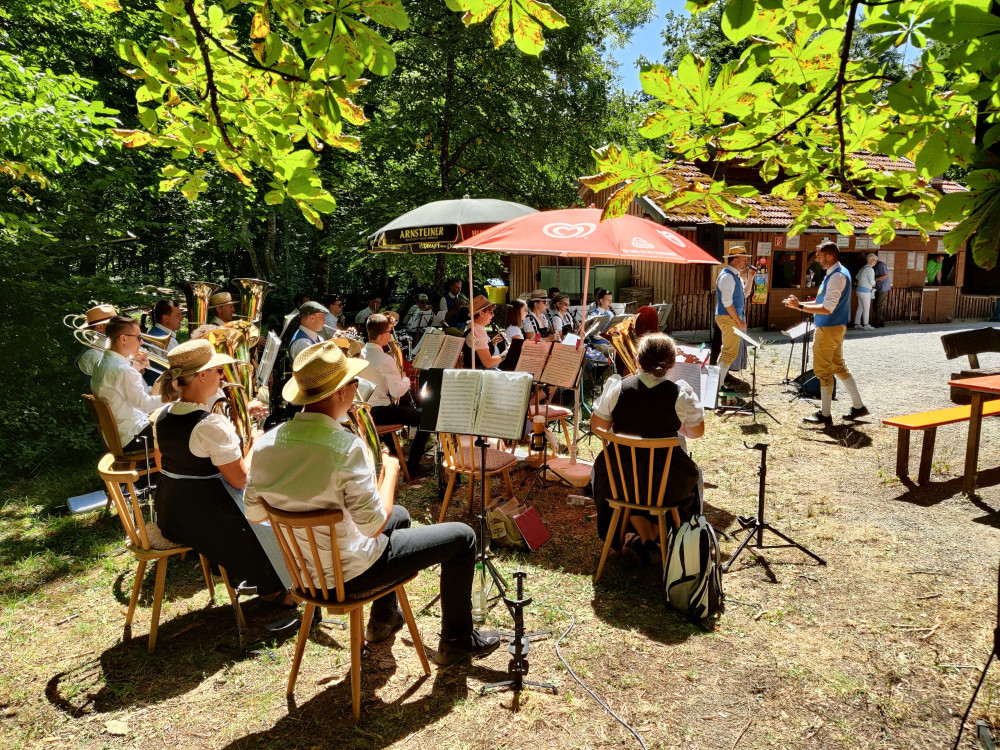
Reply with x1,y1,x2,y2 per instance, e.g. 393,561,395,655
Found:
203,327,256,456
348,400,386,482
603,315,639,376
179,281,220,336
231,278,275,325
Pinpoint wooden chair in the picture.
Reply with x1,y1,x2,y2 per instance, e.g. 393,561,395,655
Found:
260,499,430,721
592,428,683,583
375,423,411,482
97,454,226,652
438,433,518,524
83,394,156,509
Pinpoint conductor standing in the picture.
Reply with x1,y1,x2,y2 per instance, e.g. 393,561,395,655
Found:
783,241,869,426
714,246,752,395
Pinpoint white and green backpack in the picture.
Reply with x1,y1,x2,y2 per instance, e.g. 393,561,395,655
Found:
664,515,724,622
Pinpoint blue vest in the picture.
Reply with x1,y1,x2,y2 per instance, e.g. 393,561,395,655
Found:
715,266,745,319
289,328,315,346
815,264,852,327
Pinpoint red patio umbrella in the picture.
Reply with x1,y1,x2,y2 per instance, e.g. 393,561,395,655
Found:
457,208,719,483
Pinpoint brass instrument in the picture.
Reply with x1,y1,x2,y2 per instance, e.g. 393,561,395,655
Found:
231,278,275,325
204,327,256,456
63,313,87,330
602,314,639,376
348,400,386,482
73,326,171,371
179,281,221,336
383,311,408,404
332,329,364,358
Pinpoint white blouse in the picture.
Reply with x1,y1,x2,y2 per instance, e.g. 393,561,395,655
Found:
505,324,524,340
153,401,243,467
593,373,704,428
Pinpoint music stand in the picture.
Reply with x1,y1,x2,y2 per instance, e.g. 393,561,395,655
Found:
716,328,779,424
777,319,813,394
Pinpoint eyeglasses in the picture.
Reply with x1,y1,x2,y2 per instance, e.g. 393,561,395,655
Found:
121,333,142,339
347,378,360,389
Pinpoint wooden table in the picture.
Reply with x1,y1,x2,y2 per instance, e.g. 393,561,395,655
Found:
948,374,1000,494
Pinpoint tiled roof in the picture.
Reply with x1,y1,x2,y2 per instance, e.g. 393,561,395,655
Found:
579,157,966,232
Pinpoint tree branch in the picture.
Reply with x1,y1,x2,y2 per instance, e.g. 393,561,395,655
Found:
198,21,309,83
720,85,837,153
184,0,237,153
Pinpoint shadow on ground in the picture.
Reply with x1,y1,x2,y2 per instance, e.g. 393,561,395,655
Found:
892,467,1000,530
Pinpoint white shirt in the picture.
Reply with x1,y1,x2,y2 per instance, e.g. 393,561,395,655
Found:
505,324,524,340
548,309,575,335
360,342,410,408
523,312,549,338
152,402,242,466
716,268,738,308
855,265,875,291
819,262,849,312
246,411,388,583
77,346,105,377
91,350,163,446
209,316,226,327
147,324,179,352
405,304,435,330
355,306,377,326
289,325,323,363
323,311,343,331
593,373,704,430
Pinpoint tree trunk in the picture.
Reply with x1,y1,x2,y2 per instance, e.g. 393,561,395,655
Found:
435,43,457,293
237,201,265,279
265,211,278,278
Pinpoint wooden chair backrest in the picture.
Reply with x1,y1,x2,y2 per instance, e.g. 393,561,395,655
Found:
593,427,680,508
97,453,152,550
941,327,1000,369
440,433,479,473
260,498,347,604
83,394,126,457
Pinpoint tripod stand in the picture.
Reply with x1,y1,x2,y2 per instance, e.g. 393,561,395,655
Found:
717,337,779,424
722,442,825,573
480,570,557,696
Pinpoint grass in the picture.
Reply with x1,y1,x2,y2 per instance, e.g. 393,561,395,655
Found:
2,353,1000,749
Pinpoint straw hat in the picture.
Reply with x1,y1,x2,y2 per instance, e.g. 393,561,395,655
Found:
163,339,235,380
467,294,495,316
727,246,751,259
209,292,234,308
85,304,116,328
527,289,548,301
282,340,369,405
332,336,364,358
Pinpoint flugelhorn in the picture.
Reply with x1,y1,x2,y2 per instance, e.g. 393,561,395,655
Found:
231,278,275,325
179,281,220,336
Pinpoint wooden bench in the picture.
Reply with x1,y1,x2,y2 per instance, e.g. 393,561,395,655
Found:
883,400,1000,483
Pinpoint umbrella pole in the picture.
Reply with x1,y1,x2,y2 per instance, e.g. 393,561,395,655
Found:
569,258,592,463
468,247,475,371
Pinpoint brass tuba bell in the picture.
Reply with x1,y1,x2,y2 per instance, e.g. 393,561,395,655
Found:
231,278,275,325
602,314,639,376
179,281,221,336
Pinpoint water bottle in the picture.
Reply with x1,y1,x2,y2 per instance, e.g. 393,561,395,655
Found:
471,562,486,625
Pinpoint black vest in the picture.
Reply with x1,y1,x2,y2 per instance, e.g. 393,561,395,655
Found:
610,376,682,437
156,409,218,477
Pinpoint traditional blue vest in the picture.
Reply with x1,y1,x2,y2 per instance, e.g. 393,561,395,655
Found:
815,264,852,327
715,266,745,319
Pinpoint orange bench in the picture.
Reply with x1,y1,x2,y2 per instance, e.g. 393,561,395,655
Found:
883,400,1000,484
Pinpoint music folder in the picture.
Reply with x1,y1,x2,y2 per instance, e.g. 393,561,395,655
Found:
422,368,533,441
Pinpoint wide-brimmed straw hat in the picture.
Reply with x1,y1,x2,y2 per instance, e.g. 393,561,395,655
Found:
85,304,116,328
163,339,235,380
527,289,548,301
282,340,369,406
727,246,751,259
209,292,234,308
467,294,495,315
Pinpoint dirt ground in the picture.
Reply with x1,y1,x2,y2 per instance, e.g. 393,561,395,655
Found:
3,323,1000,749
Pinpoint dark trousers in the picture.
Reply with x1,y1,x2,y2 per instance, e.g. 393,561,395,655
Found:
873,290,889,326
371,404,430,473
343,506,476,639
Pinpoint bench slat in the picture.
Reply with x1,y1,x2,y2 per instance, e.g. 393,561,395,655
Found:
883,399,1000,430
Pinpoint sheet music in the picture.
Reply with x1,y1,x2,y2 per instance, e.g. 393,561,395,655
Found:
700,365,720,409
561,333,580,347
540,344,585,389
676,344,709,364
513,340,551,380
412,334,444,370
434,370,479,435
733,327,761,348
432,335,465,369
782,321,811,340
472,371,533,440
255,331,282,390
669,362,720,409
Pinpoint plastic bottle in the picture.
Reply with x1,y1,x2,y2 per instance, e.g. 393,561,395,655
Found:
471,562,486,625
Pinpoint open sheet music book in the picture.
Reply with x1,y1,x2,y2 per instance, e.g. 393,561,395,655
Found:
411,333,465,370
668,361,721,409
503,339,585,388
255,331,282,390
434,369,533,440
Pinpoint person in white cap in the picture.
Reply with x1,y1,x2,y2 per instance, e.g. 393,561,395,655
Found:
247,341,501,664
714,246,753,395
208,292,236,326
404,293,435,332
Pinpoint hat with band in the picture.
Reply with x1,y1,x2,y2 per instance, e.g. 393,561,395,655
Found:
282,340,369,406
209,292,234,308
85,304,116,328
161,339,235,381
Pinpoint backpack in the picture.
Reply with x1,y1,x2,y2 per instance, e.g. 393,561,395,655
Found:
664,515,724,622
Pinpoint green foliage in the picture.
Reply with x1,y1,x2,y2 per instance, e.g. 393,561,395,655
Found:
590,0,1000,270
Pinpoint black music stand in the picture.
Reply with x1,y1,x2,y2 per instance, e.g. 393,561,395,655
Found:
716,329,779,425
723,442,825,573
776,319,813,398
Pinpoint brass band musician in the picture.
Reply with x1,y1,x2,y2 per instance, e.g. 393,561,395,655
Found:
76,304,116,379
146,299,183,351
208,292,237,326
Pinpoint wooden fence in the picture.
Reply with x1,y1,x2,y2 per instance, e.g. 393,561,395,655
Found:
670,292,768,331
955,293,1000,321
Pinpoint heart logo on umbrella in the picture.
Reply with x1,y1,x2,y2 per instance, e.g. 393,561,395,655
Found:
542,222,596,239
631,237,655,249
